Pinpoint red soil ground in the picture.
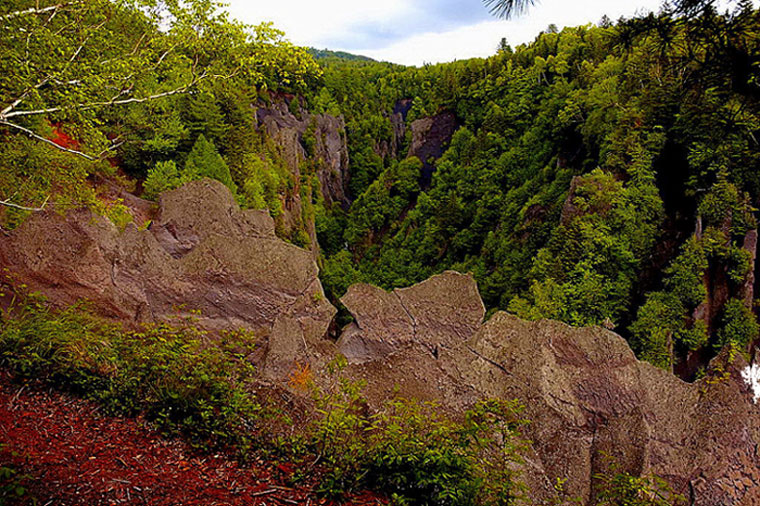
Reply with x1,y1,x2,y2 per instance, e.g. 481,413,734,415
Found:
0,372,384,506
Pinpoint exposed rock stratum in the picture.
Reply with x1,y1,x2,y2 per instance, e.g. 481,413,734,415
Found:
0,179,336,378
1,180,758,505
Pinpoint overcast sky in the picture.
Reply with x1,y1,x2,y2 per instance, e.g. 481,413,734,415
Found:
225,0,716,65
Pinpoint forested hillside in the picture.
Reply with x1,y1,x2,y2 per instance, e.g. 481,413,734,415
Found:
3,1,760,504
2,0,759,377
311,3,760,377
0,0,322,244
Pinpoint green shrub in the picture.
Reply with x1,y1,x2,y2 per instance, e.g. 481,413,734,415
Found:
0,448,33,505
715,298,759,351
143,160,187,200
185,135,237,194
368,398,527,506
99,199,133,231
0,295,260,453
308,358,528,505
594,459,685,506
302,120,317,157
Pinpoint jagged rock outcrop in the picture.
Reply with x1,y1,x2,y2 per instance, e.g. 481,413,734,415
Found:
459,314,760,504
407,110,458,185
256,95,350,257
2,180,759,505
0,179,336,376
256,95,351,250
333,276,760,506
337,271,484,363
682,215,759,379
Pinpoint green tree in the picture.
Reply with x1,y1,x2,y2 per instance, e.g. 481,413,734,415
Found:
143,161,193,200
185,135,237,193
183,92,229,144
0,0,320,214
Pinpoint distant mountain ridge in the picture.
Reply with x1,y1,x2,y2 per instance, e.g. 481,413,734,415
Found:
308,48,376,62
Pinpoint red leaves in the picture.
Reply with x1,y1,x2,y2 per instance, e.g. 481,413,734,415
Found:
0,374,385,506
277,462,296,475
48,123,80,150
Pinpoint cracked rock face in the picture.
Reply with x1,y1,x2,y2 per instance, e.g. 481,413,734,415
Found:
335,287,760,506
0,179,336,376
337,271,484,363
256,96,349,208
255,95,351,255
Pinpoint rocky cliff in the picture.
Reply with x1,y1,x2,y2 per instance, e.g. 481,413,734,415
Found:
0,179,337,378
371,100,458,186
1,182,758,505
407,110,458,186
335,272,760,505
256,95,350,252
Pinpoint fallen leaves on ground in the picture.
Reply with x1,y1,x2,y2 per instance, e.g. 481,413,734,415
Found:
0,372,385,506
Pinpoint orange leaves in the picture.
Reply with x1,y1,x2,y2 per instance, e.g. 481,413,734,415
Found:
288,361,313,392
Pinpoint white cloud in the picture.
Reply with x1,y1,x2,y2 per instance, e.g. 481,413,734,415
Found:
225,0,754,66
225,0,409,48
359,0,664,65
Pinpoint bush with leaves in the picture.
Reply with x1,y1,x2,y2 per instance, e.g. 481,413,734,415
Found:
143,161,191,200
306,357,528,505
594,459,685,506
715,298,759,351
0,293,260,453
184,134,237,194
0,449,32,505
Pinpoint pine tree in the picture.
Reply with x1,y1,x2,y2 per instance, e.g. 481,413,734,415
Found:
183,93,229,144
185,135,237,194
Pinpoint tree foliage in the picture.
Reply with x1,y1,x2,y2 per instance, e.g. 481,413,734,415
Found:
0,0,320,222
313,3,760,371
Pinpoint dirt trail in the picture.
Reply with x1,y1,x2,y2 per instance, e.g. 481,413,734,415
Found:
0,373,384,506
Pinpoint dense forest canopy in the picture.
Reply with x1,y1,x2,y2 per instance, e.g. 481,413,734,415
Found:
1,0,759,377
310,1,760,376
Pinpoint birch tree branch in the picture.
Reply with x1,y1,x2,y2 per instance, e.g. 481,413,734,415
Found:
0,76,50,117
0,120,97,161
1,2,81,22
3,75,205,120
1,120,128,161
0,195,50,212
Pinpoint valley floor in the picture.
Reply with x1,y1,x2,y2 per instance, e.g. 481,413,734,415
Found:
0,372,385,506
